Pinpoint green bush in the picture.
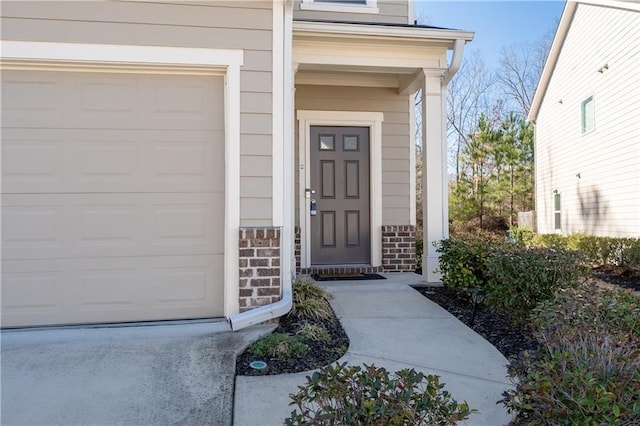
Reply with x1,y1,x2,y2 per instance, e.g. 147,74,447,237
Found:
248,333,308,360
484,246,589,319
509,227,535,247
502,285,640,424
530,233,568,249
289,277,333,320
286,363,475,426
435,237,498,293
531,233,640,269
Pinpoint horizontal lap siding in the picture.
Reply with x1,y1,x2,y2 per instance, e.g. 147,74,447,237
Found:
295,85,411,226
294,0,408,24
535,4,640,237
1,0,274,226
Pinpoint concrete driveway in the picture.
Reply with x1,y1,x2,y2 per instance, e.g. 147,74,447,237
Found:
1,321,272,426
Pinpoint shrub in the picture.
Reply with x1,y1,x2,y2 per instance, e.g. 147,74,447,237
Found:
531,233,640,269
484,246,589,320
435,237,498,293
509,227,535,247
248,333,308,360
530,233,568,249
502,285,640,424
289,277,333,320
286,363,475,426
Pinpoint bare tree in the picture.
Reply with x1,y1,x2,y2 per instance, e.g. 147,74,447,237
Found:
498,30,554,116
446,50,495,182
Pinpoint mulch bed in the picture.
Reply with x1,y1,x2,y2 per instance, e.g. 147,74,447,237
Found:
235,307,349,376
592,266,640,292
236,269,638,376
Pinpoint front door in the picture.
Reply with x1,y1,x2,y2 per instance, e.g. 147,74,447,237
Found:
310,126,370,265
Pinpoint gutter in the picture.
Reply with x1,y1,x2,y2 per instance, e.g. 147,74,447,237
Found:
228,0,294,331
442,39,465,85
228,284,293,331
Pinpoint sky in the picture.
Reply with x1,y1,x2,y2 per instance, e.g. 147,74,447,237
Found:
414,1,566,67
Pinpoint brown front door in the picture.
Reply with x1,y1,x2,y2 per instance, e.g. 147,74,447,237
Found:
310,126,370,265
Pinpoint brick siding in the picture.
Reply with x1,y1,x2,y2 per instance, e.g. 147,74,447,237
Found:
238,227,281,312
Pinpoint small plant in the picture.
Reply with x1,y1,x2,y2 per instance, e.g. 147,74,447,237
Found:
295,322,332,343
289,277,333,320
286,362,475,426
247,333,308,360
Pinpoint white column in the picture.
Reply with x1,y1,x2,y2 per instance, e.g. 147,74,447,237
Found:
421,71,446,283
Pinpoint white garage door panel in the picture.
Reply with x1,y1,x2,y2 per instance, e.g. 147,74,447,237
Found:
2,128,224,194
1,255,223,327
2,72,224,131
1,70,225,327
2,192,224,260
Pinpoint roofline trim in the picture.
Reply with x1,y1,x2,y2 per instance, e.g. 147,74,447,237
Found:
528,0,639,122
293,20,474,44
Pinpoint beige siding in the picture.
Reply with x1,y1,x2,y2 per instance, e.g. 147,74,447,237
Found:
294,0,409,24
535,4,640,237
295,85,412,226
1,1,274,226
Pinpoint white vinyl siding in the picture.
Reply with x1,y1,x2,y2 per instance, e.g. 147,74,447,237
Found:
535,3,640,237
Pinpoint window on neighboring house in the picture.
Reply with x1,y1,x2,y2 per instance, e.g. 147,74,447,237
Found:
553,193,562,231
581,96,594,134
300,0,379,14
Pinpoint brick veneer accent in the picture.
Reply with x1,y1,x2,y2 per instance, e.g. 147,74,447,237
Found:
238,227,281,312
382,225,416,272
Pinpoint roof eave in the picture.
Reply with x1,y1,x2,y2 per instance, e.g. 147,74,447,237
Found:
293,20,474,48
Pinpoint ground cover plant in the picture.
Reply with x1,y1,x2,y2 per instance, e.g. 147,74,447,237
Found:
286,363,475,426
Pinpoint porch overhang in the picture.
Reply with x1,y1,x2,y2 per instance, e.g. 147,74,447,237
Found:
293,20,474,92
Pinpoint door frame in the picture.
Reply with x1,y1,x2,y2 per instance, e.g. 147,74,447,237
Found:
297,110,383,268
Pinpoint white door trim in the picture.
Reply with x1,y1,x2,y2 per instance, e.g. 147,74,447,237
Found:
1,40,243,318
296,110,383,268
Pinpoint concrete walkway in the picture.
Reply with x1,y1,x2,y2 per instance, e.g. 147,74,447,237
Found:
1,321,273,426
235,273,513,426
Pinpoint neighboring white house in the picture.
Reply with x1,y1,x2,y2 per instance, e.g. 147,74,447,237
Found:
528,0,640,237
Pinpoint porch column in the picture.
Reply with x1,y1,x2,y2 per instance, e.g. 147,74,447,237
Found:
421,71,447,283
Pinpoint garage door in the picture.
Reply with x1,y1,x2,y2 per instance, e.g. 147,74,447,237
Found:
1,70,225,327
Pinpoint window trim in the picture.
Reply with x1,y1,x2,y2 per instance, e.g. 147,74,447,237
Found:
300,0,379,15
581,95,595,135
553,192,562,232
